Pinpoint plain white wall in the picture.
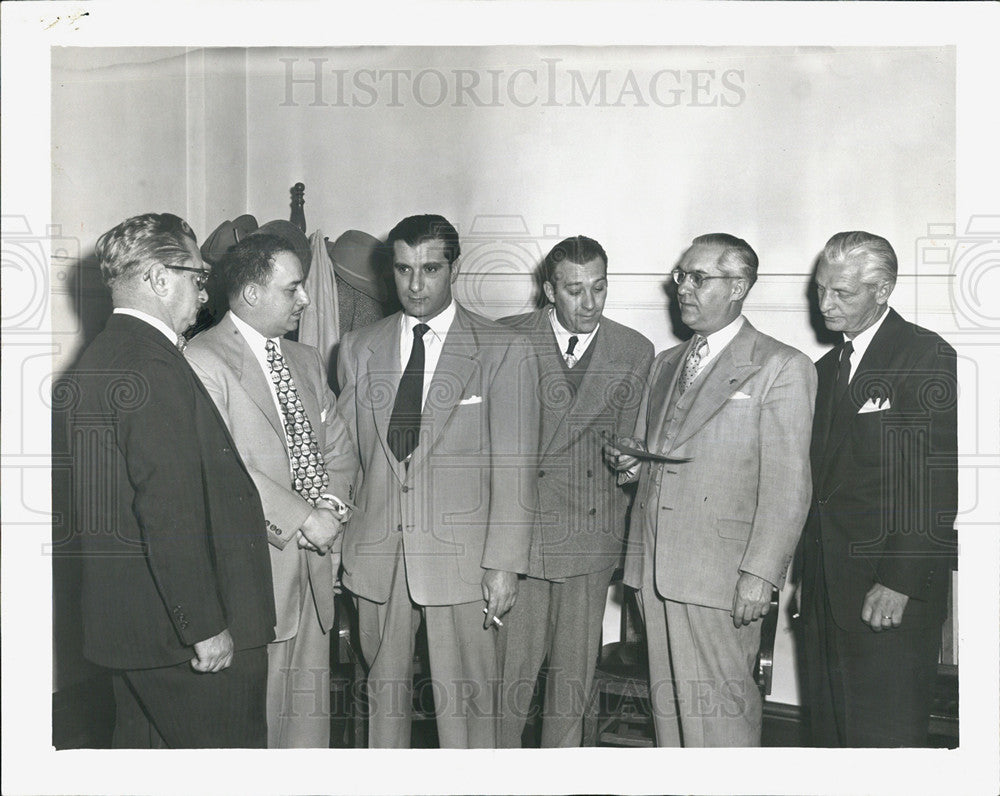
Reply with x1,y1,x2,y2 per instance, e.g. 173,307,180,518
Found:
49,45,955,706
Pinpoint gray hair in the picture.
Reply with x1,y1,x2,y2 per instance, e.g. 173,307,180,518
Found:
95,213,196,288
821,231,898,287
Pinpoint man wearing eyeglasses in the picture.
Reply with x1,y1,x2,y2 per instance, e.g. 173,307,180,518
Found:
607,233,816,746
186,233,357,748
69,213,276,747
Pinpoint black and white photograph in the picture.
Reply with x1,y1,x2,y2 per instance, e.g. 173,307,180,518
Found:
2,2,998,794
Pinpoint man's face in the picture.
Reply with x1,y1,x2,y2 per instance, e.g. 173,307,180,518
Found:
543,256,608,334
674,244,744,335
815,258,889,338
253,250,310,338
164,237,209,334
393,239,458,321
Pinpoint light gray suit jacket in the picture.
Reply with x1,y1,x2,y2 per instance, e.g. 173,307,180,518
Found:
187,312,356,641
624,319,816,611
336,303,540,606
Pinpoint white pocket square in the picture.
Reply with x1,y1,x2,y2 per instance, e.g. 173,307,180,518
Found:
320,409,328,423
729,391,751,400
458,395,483,406
858,397,891,413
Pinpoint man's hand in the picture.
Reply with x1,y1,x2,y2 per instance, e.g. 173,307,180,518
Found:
731,572,774,628
481,569,518,629
299,503,343,554
191,628,234,673
861,583,909,631
603,435,643,472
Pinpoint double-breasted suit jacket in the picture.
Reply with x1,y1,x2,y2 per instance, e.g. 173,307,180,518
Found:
502,309,654,578
625,320,817,607
801,308,958,632
187,312,357,641
335,303,540,607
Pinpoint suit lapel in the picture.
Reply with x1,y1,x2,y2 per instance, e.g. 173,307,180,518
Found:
820,309,903,484
365,314,404,483
407,306,480,474
670,324,761,451
217,314,286,441
530,312,574,455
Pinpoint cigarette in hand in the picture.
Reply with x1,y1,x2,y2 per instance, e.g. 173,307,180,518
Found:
482,607,503,628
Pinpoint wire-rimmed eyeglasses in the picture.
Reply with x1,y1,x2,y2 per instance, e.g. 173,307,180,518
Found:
670,268,737,290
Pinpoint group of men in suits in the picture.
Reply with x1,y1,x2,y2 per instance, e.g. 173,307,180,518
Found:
69,210,955,749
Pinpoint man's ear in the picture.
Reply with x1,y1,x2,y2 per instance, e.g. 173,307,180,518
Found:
242,283,258,307
145,263,170,296
543,280,556,305
449,258,462,283
731,276,751,303
874,279,894,306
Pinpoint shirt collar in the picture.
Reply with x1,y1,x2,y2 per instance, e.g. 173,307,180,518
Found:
401,300,456,344
844,305,890,363
229,310,279,354
701,314,745,359
113,308,178,345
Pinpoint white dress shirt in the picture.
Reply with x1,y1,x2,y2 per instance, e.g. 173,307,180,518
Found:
844,306,890,381
399,301,457,409
693,315,746,376
547,306,599,367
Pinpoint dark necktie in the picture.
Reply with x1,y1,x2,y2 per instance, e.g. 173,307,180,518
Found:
565,335,579,367
388,323,430,462
265,340,329,505
830,340,854,416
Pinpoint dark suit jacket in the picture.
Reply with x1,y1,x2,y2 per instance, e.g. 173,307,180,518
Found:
336,303,540,606
501,309,654,579
801,308,958,632
70,314,275,670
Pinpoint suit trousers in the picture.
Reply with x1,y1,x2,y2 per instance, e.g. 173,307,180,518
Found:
641,586,762,747
112,645,268,748
802,574,941,747
266,550,331,748
497,565,616,747
356,544,498,748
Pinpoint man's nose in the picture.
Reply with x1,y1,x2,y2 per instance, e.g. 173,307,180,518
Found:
297,286,310,307
409,269,424,292
818,290,833,312
581,290,596,310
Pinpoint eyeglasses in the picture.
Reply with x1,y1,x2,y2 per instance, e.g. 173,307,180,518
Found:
165,265,211,290
670,268,737,290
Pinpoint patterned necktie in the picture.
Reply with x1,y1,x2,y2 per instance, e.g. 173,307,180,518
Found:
565,335,579,368
388,323,430,462
265,339,328,505
176,335,187,353
679,334,708,394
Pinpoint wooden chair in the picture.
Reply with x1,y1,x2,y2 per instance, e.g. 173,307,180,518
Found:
582,575,780,747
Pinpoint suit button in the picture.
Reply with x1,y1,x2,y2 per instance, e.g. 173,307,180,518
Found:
402,485,409,493
639,502,644,509
589,508,596,516
538,470,545,478
275,528,282,535
397,524,403,533
818,497,828,505
587,469,594,477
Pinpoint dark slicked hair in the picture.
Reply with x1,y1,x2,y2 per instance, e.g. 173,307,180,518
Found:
689,232,759,288
385,214,461,266
95,212,197,288
219,233,297,300
542,235,608,285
